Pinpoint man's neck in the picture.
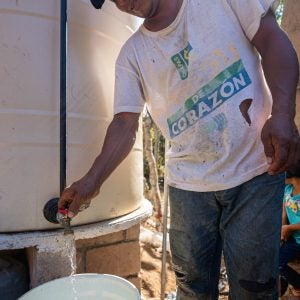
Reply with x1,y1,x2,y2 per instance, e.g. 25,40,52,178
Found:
144,0,183,32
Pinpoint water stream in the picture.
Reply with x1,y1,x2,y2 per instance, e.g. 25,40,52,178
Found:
63,233,78,300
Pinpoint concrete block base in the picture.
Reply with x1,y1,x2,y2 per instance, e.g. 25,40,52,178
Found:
0,200,152,291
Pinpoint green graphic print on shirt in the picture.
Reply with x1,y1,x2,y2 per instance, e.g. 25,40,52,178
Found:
167,59,252,138
171,42,193,80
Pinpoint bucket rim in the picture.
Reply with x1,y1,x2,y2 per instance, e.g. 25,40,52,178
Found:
19,273,140,299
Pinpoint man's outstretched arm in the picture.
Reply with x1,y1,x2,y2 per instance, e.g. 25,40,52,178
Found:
58,112,141,217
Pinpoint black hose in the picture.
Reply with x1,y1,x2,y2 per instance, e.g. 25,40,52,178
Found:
60,0,67,195
90,0,105,9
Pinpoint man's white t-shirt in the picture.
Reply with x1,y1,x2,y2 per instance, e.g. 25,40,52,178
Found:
114,0,279,192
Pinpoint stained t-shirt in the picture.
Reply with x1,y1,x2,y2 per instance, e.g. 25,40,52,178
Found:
114,0,279,192
284,184,300,244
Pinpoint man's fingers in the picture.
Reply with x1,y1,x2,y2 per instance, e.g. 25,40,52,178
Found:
262,117,300,174
67,205,78,218
67,210,75,219
58,179,97,218
68,198,92,217
58,187,75,209
78,201,91,212
262,133,275,165
269,136,300,174
67,197,82,218
268,140,289,174
58,193,70,209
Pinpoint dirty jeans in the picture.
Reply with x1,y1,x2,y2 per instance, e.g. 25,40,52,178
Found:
169,172,285,300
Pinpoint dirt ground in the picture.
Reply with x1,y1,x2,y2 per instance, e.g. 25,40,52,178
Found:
140,242,176,299
140,217,176,300
140,219,229,300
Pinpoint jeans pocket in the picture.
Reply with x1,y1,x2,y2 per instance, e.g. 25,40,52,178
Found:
243,172,285,194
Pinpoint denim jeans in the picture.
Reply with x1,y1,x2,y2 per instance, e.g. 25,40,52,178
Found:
279,237,300,289
169,172,285,300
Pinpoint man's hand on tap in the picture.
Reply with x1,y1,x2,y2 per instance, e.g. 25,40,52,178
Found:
58,174,100,218
58,113,141,218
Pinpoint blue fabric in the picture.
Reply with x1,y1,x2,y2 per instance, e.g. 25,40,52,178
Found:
169,172,285,300
283,184,300,244
279,238,300,289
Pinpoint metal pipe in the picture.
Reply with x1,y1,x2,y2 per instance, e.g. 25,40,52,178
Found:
161,141,170,300
60,0,67,194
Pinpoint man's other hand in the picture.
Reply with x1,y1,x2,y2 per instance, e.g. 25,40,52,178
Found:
261,113,300,175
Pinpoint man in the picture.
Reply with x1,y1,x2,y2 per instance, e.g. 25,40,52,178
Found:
59,0,300,298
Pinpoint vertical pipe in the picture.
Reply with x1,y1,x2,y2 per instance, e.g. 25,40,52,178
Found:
161,141,170,300
60,0,67,194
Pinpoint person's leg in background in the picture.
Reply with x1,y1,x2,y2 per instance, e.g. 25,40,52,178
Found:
169,186,223,300
221,173,285,300
279,238,300,297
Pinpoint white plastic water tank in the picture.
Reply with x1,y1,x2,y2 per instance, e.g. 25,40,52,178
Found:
0,0,144,232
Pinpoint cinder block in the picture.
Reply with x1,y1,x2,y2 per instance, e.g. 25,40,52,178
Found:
126,275,141,291
86,241,140,277
125,224,140,241
26,246,76,288
288,260,300,273
76,231,124,249
76,249,85,274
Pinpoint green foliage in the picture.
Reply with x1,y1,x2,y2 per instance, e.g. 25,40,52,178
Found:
152,126,165,189
276,0,284,24
143,114,165,192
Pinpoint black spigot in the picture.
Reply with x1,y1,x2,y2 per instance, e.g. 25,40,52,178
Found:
43,198,60,224
43,198,73,234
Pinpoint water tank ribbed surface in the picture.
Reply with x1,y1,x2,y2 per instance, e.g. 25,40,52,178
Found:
0,0,143,232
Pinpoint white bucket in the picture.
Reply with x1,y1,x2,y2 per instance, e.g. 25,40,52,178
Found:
19,274,140,300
